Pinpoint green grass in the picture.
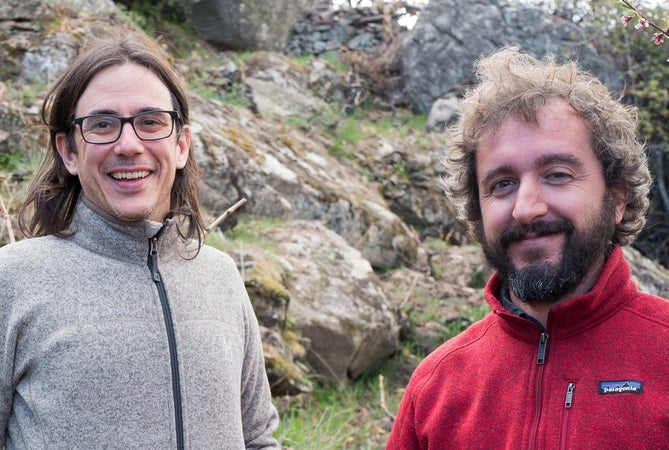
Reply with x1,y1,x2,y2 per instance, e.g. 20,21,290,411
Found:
205,217,286,252
0,151,28,173
327,114,367,160
284,103,340,132
371,111,428,138
335,115,367,144
392,162,410,182
288,52,349,75
276,365,402,449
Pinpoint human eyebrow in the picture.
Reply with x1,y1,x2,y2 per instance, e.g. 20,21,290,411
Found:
480,165,514,190
135,107,172,114
82,107,170,117
535,153,585,170
81,108,117,116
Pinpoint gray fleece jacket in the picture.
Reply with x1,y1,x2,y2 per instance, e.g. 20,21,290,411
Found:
0,199,279,449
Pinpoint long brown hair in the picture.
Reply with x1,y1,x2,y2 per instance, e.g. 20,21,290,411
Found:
18,28,206,248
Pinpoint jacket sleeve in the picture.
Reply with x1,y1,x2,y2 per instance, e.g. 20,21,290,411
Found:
386,382,421,450
239,290,280,449
0,311,10,447
0,249,15,446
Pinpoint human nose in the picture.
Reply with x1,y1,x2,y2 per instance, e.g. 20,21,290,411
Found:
113,122,143,153
511,179,548,224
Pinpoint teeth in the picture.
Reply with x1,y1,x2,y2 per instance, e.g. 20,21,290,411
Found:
111,171,150,180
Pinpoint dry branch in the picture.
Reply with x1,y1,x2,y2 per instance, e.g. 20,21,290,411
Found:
379,374,396,421
206,198,247,234
398,274,421,311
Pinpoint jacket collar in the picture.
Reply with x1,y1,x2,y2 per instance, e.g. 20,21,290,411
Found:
67,196,188,266
485,246,639,340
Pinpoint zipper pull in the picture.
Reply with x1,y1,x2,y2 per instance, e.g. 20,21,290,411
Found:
564,383,575,408
149,238,161,282
537,332,549,365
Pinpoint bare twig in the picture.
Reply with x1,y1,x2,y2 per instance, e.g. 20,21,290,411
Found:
308,347,342,384
398,273,421,311
379,374,396,421
620,0,669,39
353,226,372,248
205,198,247,234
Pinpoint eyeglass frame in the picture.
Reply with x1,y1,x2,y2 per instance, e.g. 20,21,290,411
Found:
72,110,180,145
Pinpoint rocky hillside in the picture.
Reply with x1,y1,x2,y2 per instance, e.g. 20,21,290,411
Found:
1,0,668,412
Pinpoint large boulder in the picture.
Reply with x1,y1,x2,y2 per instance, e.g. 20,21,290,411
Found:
0,0,48,20
403,0,623,113
624,246,669,299
188,0,314,51
262,221,398,383
190,86,423,270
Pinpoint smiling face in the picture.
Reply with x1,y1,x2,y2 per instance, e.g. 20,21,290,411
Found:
56,63,190,223
476,101,626,304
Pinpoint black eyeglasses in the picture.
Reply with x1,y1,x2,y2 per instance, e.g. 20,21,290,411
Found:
72,110,179,145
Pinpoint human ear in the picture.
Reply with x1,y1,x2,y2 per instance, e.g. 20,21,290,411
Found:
175,125,190,170
55,132,79,175
611,187,628,225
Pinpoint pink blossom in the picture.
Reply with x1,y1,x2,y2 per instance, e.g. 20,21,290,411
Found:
634,17,649,29
621,15,634,27
652,33,665,45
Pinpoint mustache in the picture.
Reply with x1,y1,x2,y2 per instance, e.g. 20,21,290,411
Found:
499,219,574,249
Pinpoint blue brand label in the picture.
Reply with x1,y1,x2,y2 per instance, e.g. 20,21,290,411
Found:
598,380,643,395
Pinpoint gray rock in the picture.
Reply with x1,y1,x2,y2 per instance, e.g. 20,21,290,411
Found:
62,0,116,13
624,246,669,300
260,326,312,396
19,33,77,85
426,92,460,133
0,0,48,19
402,0,623,113
263,221,398,382
285,5,405,56
188,0,314,51
190,87,423,270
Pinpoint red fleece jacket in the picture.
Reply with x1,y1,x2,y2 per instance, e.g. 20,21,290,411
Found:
386,246,669,449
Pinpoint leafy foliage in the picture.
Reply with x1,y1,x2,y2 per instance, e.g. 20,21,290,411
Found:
606,1,669,267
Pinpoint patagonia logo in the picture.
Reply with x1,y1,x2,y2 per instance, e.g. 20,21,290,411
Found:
598,380,643,395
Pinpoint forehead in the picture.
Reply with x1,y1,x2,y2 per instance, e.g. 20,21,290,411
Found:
76,63,173,116
476,102,598,178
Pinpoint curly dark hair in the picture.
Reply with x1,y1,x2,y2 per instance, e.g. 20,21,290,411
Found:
442,47,651,246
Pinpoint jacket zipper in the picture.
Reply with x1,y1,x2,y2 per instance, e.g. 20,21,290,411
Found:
528,331,550,450
560,383,575,450
536,332,549,365
149,237,185,450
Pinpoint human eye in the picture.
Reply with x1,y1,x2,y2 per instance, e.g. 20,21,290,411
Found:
83,116,118,134
545,168,574,184
487,178,516,197
136,111,169,130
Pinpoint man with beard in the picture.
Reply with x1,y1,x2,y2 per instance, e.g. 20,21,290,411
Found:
386,47,669,449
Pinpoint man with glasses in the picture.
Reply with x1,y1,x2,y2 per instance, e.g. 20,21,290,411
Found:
0,30,279,448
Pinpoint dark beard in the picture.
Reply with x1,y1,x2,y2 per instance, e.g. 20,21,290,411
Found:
481,196,616,306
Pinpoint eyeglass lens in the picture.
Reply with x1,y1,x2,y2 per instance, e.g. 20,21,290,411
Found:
79,111,175,144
